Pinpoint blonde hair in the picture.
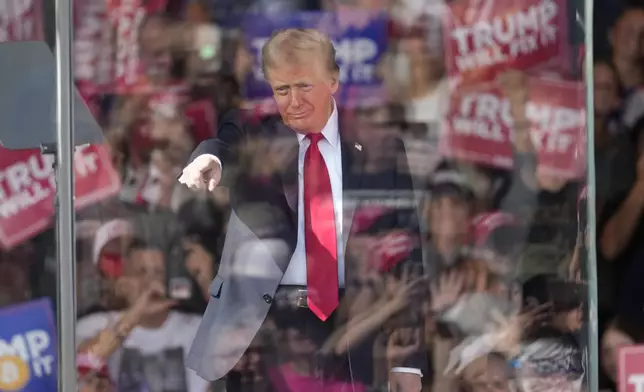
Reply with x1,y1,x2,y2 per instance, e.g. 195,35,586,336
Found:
261,28,339,77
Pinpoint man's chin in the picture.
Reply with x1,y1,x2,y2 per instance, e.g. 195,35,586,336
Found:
287,119,312,133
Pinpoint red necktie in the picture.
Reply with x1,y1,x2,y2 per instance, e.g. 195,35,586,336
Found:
304,133,339,321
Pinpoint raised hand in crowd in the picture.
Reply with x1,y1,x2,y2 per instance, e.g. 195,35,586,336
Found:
490,302,552,358
385,265,427,309
118,279,178,322
387,327,422,367
430,270,465,314
499,69,573,193
497,69,530,139
78,280,176,361
324,267,425,356
568,236,583,282
345,234,391,316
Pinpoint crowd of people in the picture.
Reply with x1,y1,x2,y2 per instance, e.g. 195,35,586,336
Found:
3,0,644,391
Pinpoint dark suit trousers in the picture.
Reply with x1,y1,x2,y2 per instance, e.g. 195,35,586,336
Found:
225,287,364,392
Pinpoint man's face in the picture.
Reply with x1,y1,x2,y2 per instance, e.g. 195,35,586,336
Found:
612,10,644,62
126,248,166,289
594,63,620,116
266,55,339,134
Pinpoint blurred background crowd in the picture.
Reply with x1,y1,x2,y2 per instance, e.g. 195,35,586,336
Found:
3,0,644,391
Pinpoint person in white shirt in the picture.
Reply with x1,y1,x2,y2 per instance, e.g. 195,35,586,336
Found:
76,238,210,392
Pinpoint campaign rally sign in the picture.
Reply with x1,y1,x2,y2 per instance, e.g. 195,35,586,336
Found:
441,77,585,177
443,0,569,84
619,345,644,392
242,11,388,113
0,299,56,391
108,0,167,94
0,144,122,249
528,77,586,177
74,0,115,103
0,0,45,42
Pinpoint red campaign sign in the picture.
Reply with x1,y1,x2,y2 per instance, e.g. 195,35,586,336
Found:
443,0,569,84
0,145,122,249
441,83,514,169
0,0,45,42
619,345,644,392
441,77,585,178
528,77,586,177
74,0,114,103
108,0,167,94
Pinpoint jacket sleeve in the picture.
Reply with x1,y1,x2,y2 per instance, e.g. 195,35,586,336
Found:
392,137,428,375
187,109,247,188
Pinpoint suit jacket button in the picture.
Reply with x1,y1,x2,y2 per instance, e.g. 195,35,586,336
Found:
263,294,273,304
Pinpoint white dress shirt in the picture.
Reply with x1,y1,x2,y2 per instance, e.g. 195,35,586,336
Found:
280,104,345,286
277,107,421,376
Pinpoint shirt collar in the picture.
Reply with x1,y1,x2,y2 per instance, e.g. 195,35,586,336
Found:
296,100,339,148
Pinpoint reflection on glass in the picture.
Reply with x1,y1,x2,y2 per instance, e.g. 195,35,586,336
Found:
0,0,605,391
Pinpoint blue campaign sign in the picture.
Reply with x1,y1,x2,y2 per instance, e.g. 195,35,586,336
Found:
0,298,57,391
242,11,388,107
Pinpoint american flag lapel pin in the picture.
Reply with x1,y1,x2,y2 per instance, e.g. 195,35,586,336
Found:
354,142,362,151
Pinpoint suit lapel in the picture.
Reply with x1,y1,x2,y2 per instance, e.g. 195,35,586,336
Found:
341,138,365,249
275,122,299,222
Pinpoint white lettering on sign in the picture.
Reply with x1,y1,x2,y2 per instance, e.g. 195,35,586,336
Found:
334,38,377,64
629,374,644,392
249,37,378,84
450,90,582,153
450,93,510,141
527,104,585,133
0,146,100,218
114,0,145,85
75,0,112,85
450,0,558,71
0,330,54,377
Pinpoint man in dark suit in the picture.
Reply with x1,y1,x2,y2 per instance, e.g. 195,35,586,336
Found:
179,28,425,391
